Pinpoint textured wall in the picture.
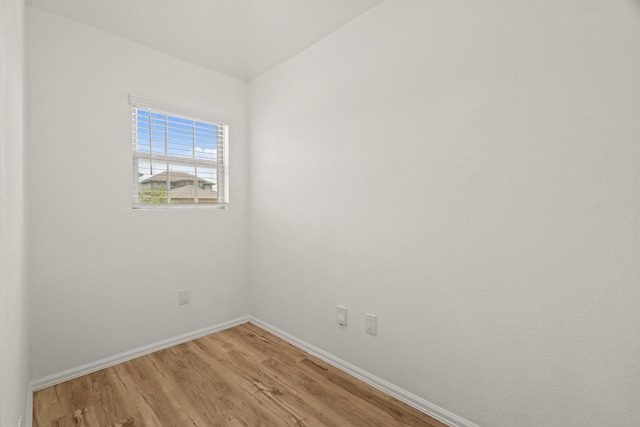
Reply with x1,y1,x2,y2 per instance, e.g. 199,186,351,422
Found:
249,1,640,425
0,0,28,424
27,8,250,380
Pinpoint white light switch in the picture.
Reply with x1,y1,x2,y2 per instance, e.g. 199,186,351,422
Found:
337,305,347,326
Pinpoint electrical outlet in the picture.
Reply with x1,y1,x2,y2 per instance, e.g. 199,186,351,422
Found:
336,305,347,326
365,313,377,335
18,416,22,427
179,289,190,305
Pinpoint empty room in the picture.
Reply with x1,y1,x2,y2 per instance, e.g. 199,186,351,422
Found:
1,0,639,426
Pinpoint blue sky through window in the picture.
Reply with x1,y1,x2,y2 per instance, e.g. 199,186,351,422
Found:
134,109,220,187
135,110,218,161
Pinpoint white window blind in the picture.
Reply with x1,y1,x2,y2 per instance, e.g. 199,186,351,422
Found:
130,95,229,208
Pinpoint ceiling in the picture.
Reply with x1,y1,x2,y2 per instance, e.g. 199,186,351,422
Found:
26,0,383,81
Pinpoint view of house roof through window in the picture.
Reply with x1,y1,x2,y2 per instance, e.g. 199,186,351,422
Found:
131,97,229,208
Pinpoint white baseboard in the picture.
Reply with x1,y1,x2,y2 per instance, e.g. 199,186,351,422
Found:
248,316,479,427
29,315,249,392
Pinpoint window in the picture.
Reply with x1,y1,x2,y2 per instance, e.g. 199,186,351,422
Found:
130,95,229,208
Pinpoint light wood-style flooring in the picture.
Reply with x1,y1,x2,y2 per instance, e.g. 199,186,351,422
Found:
33,323,448,426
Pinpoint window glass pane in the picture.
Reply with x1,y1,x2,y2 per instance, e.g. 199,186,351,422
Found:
137,162,168,204
135,110,151,153
149,113,166,155
196,167,217,204
195,122,217,162
167,116,193,159
168,164,196,204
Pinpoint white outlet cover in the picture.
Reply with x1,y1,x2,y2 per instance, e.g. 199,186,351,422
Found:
179,289,190,305
337,305,347,326
366,313,377,335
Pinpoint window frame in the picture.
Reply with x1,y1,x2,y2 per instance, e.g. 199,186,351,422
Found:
130,94,230,210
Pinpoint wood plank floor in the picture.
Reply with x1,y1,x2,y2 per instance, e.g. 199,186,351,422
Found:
33,323,448,427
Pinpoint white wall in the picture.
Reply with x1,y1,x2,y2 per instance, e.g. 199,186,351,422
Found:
0,0,28,424
27,7,249,380
249,1,640,426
